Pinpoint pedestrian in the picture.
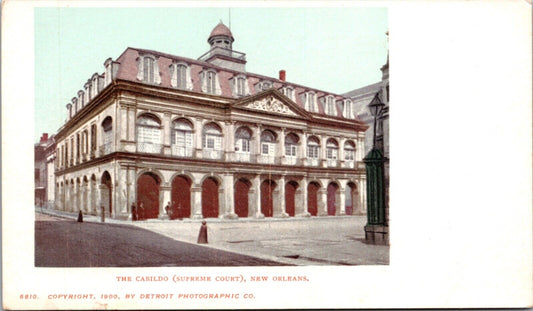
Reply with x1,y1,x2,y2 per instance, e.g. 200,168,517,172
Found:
131,202,137,221
165,201,171,220
197,221,208,244
100,205,105,223
139,202,144,220
77,210,83,223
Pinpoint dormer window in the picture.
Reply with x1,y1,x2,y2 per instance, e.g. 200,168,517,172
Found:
304,92,317,112
232,75,249,97
282,86,295,101
343,99,354,119
256,81,273,92
170,62,192,90
325,96,337,116
201,69,221,95
137,54,161,85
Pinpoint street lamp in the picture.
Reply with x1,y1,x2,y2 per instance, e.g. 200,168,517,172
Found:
368,92,384,149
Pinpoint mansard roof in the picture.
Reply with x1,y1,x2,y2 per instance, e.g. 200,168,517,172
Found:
114,47,360,120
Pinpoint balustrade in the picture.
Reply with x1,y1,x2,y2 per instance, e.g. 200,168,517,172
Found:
171,145,193,157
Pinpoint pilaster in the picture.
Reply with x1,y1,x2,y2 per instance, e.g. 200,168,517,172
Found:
162,112,171,156
297,177,310,217
222,174,237,219
253,175,264,218
318,189,328,216
277,175,288,218
194,118,203,158
191,185,203,219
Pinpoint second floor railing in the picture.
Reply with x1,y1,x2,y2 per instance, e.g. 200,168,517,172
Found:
171,145,193,158
137,142,163,154
203,149,223,160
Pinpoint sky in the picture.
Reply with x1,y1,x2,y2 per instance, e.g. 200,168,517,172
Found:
34,7,388,141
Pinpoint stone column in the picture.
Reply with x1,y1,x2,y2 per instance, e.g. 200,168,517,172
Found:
279,128,285,159
194,118,203,158
162,112,171,156
253,175,264,218
277,175,288,217
80,182,86,213
300,133,307,166
320,134,327,167
191,185,203,219
318,189,328,216
222,173,237,219
254,125,262,162
297,177,310,217
127,168,136,220
160,185,171,219
225,122,235,162
338,186,346,216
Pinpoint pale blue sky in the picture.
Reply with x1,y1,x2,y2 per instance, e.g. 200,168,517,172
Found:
35,7,388,141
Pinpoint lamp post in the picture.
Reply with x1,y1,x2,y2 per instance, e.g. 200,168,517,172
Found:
368,92,385,150
363,92,388,245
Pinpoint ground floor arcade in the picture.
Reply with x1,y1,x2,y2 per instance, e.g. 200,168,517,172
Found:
55,159,366,220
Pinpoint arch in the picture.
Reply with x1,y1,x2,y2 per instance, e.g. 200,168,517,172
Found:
136,172,161,220
344,140,356,162
345,181,357,215
327,182,339,216
307,181,320,216
260,130,277,142
101,116,113,129
234,178,251,218
285,181,298,217
235,126,252,160
136,169,165,185
307,136,320,164
171,118,194,157
101,171,112,216
260,179,276,217
202,122,223,158
202,177,219,218
136,113,161,126
171,175,192,219
326,138,339,161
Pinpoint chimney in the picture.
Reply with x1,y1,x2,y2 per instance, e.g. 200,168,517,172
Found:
40,133,48,143
279,70,286,81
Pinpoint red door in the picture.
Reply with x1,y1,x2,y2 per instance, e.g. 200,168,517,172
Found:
202,178,219,218
307,182,319,216
171,176,191,219
234,179,250,218
137,173,160,220
285,182,297,217
261,180,275,217
327,183,338,216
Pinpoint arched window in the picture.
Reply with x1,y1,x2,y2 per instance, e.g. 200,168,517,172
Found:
101,116,113,155
344,140,355,161
260,130,276,164
304,92,317,112
202,123,222,159
136,114,162,154
171,118,193,157
307,136,320,166
137,54,160,85
204,71,218,94
326,138,339,166
170,62,191,90
235,127,252,162
235,76,248,96
285,133,299,165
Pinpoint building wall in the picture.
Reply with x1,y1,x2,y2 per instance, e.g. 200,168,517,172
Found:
53,83,368,219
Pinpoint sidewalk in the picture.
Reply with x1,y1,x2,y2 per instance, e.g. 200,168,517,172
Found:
37,208,389,266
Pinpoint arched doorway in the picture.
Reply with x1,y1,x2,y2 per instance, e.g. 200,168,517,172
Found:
307,182,320,216
202,177,219,218
137,173,160,220
234,178,251,218
171,175,191,219
346,182,357,215
327,182,339,216
285,181,298,217
261,179,276,217
101,172,112,216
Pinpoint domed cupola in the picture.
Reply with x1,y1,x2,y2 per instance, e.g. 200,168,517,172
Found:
208,22,234,50
198,22,247,72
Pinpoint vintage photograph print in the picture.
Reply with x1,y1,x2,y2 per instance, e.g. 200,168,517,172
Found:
34,7,389,269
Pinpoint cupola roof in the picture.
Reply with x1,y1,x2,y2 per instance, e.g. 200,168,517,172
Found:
208,22,234,42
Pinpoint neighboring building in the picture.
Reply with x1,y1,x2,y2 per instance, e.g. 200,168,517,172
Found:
45,135,57,208
34,133,49,207
52,22,369,220
344,37,389,245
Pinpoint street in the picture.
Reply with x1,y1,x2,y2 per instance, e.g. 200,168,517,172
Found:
35,213,288,267
36,210,389,266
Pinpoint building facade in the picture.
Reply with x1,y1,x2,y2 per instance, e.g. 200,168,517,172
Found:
52,23,369,220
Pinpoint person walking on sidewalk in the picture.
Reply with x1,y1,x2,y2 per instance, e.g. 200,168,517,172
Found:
197,221,208,244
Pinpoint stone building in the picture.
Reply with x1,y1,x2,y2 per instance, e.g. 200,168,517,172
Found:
34,133,49,207
52,22,369,220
